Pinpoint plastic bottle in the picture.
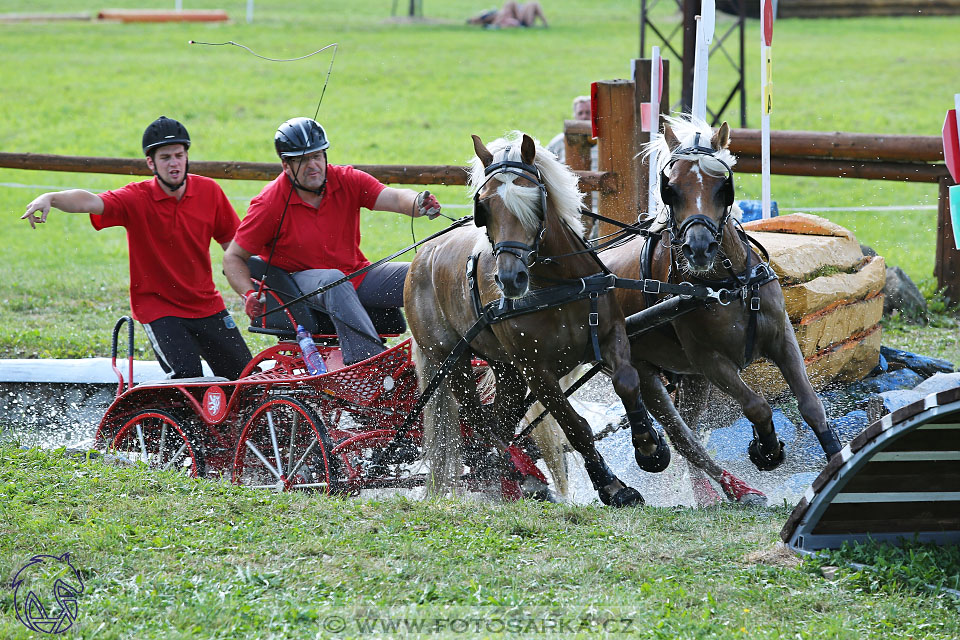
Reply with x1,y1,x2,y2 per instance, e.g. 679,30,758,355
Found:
296,325,326,375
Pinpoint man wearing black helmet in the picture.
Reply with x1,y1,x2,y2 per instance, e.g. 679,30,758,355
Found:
223,117,441,365
22,116,252,380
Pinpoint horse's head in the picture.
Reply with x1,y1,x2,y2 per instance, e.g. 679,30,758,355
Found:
470,132,548,299
657,118,736,273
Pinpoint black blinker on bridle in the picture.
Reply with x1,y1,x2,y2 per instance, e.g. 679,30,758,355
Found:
659,134,735,246
473,158,549,266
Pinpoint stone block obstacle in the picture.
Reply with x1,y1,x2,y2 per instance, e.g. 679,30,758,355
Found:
740,213,886,395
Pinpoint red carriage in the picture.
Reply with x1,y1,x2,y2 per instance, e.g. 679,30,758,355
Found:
94,257,546,497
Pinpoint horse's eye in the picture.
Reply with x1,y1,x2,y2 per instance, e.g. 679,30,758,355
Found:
660,181,676,206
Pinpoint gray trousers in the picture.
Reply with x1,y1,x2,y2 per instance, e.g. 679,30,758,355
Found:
292,262,409,365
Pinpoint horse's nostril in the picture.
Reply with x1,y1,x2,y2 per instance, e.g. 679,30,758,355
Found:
706,241,719,256
515,270,528,290
681,244,696,262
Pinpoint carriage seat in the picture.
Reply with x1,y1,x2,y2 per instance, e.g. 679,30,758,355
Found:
246,256,407,341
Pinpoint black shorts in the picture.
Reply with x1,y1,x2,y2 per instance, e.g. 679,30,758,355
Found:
143,310,252,380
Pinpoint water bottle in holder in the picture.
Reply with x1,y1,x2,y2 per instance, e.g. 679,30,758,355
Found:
296,324,327,375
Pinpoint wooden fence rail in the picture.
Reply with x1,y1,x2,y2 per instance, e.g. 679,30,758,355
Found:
0,152,612,193
562,120,949,183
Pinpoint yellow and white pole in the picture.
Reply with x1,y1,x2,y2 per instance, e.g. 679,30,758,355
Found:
760,0,774,218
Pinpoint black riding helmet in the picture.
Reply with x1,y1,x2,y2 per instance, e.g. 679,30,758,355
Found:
275,117,330,196
142,116,191,156
275,117,330,159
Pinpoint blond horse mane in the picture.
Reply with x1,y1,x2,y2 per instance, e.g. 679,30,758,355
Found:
468,131,585,238
640,114,739,228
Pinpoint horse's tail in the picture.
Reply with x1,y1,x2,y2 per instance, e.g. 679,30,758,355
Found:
523,408,570,496
477,364,570,496
520,366,591,497
411,339,462,495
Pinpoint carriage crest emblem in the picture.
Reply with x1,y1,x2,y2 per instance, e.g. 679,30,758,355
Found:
203,385,227,422
12,553,84,634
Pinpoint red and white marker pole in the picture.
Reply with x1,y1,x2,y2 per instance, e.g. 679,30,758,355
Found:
760,0,774,219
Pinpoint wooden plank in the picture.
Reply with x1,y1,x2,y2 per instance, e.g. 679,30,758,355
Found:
881,428,960,451
814,501,960,534
0,12,91,21
97,9,229,22
870,451,960,462
843,460,960,492
0,152,611,192
730,128,944,162
734,155,948,182
832,492,960,503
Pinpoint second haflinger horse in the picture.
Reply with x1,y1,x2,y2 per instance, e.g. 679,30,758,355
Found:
602,114,842,500
404,131,673,506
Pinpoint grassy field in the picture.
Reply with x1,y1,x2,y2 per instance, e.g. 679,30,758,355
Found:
1,445,958,639
2,7,959,637
1,1,958,358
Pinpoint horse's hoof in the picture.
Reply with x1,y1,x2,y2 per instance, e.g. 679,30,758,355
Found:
600,486,645,508
720,470,767,506
748,436,785,471
634,430,671,473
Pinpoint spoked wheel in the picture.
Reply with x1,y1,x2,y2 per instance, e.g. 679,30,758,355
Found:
332,429,424,494
233,397,337,492
109,409,205,478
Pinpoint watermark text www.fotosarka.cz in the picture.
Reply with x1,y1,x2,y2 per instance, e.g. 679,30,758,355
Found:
319,611,637,635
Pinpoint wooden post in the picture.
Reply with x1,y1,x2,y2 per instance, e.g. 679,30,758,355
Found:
936,176,960,303
595,79,639,237
633,58,670,217
563,120,594,213
681,0,700,114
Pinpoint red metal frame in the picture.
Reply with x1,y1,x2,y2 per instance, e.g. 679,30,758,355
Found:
96,303,544,497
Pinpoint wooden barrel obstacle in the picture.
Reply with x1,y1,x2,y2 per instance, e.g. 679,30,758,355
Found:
781,384,960,551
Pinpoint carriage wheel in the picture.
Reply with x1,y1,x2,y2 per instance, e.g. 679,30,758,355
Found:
332,429,424,494
110,410,205,478
232,397,337,492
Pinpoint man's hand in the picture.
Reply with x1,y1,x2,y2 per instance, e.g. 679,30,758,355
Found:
415,190,441,220
243,290,265,322
21,195,53,229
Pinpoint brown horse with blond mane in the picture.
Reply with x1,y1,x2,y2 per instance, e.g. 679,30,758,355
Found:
404,131,672,506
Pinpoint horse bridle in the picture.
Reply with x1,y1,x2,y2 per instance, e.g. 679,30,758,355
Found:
659,135,735,247
473,159,549,267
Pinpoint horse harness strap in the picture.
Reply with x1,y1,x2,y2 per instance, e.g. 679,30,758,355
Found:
395,268,614,441
467,252,610,360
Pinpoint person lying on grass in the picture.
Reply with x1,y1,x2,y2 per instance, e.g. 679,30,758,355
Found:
468,1,548,28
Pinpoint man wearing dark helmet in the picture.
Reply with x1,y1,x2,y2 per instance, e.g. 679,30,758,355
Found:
22,116,252,380
223,117,441,365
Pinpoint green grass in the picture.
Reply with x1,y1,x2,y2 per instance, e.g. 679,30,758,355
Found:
2,445,958,639
812,538,960,596
1,1,957,357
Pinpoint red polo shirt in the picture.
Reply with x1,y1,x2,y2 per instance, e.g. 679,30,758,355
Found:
92,175,240,324
233,165,386,288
